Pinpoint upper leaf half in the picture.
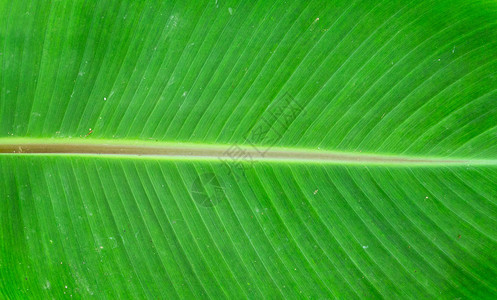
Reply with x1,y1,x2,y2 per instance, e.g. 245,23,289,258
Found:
1,0,496,158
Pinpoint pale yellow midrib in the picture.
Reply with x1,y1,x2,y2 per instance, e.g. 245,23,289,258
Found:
0,139,492,165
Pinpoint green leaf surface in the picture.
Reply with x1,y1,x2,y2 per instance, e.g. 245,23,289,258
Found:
1,0,497,298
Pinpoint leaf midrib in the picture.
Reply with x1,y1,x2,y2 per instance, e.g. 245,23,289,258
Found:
0,138,494,165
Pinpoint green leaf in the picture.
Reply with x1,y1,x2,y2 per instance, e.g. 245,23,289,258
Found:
1,0,497,298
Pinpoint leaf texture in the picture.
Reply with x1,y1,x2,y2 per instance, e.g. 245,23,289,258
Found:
1,0,497,298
